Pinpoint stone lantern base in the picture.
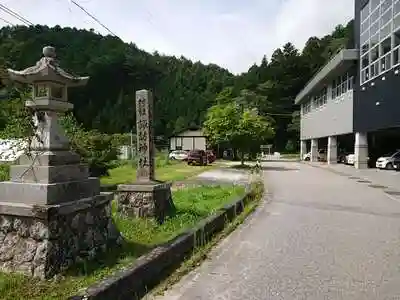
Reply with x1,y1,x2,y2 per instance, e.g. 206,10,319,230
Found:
0,192,121,279
117,181,175,223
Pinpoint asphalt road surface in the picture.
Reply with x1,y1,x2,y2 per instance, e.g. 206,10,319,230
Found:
152,162,400,300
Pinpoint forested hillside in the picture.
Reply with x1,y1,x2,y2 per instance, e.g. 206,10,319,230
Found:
232,20,354,150
0,20,353,150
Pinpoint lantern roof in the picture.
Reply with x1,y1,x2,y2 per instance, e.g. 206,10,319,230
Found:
7,46,89,86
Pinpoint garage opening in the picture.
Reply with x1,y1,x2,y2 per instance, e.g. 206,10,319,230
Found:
369,127,400,169
337,134,354,163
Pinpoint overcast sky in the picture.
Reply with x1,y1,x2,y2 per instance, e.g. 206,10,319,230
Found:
0,0,354,74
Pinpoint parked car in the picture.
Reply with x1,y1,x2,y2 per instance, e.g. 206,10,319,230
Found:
206,150,216,163
394,160,400,171
168,150,188,161
337,150,351,163
303,149,326,162
344,153,370,165
187,149,207,166
345,154,355,165
376,150,400,170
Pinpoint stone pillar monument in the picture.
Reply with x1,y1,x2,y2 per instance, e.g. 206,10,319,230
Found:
117,90,175,223
0,46,120,279
136,90,155,181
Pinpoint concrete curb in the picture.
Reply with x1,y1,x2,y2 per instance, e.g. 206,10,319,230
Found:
69,184,256,300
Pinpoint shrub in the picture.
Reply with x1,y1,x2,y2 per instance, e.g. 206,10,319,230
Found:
155,150,171,168
0,164,10,181
60,114,118,177
111,133,134,148
72,130,119,177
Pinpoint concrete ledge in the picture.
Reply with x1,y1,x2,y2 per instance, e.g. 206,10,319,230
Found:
118,181,171,192
69,186,256,300
0,192,113,219
0,177,100,205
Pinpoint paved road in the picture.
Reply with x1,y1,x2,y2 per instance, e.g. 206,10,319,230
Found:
310,162,400,193
152,161,400,300
196,168,250,184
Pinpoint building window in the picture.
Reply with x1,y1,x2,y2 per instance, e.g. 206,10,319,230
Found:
362,53,369,68
395,0,400,16
301,101,312,115
361,42,369,54
361,68,369,82
381,36,391,54
371,20,380,36
359,0,400,85
331,72,353,100
176,137,183,150
361,2,370,22
393,29,400,65
382,0,392,12
371,0,380,12
381,8,392,27
301,86,329,116
371,45,379,62
372,8,380,24
311,87,327,109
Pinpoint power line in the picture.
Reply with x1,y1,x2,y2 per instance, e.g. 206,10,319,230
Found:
0,17,14,26
0,4,32,26
0,3,33,26
69,0,118,37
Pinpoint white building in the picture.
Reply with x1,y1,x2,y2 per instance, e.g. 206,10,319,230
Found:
169,129,207,151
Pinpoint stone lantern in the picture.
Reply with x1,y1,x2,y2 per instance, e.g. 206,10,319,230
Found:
0,46,120,279
8,46,86,153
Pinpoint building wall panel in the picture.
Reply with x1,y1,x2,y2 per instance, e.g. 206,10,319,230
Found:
301,91,354,140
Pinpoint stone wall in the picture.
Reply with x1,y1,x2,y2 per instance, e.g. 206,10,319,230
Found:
0,195,121,279
117,183,175,223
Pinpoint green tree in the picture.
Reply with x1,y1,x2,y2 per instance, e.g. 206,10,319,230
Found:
0,91,33,139
203,102,274,165
287,111,300,136
0,20,354,152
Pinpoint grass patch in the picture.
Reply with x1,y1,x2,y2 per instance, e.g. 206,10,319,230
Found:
150,180,265,297
101,161,215,185
0,184,245,300
114,185,245,245
0,164,9,181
